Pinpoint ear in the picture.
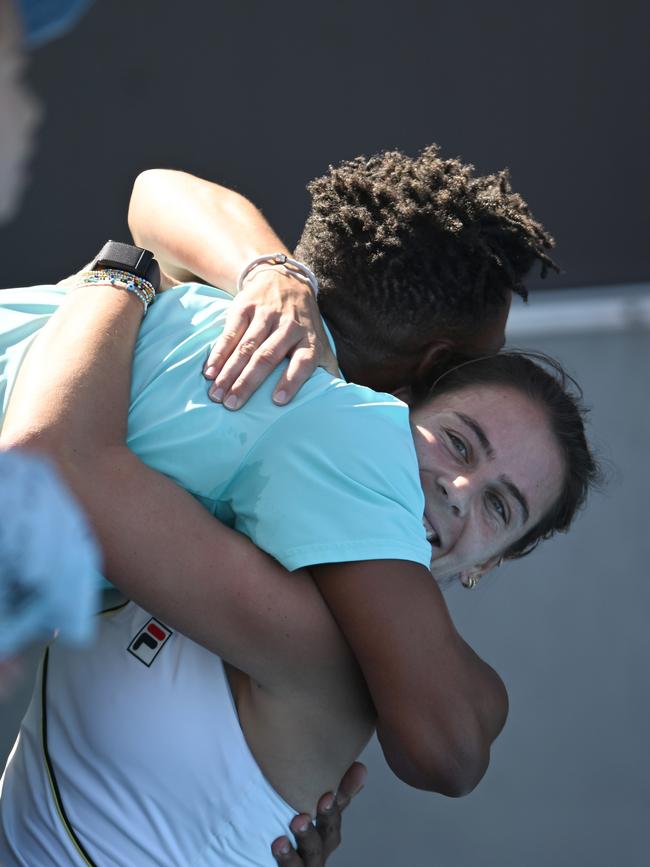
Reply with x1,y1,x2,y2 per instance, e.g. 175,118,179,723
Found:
479,554,504,574
414,340,455,381
459,555,503,588
393,340,455,407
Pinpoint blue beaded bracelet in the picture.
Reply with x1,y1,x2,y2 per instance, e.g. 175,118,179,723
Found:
79,269,156,313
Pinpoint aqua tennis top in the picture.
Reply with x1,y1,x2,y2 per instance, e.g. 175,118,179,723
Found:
0,283,431,575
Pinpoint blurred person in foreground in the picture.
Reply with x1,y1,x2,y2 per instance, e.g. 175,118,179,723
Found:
0,0,102,690
0,0,96,631
0,0,41,226
0,148,599,865
0,0,94,226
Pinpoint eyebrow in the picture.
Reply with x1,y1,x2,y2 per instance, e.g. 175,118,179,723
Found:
453,412,530,525
454,412,495,459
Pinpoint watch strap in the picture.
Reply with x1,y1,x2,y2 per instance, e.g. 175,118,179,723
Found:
91,240,160,290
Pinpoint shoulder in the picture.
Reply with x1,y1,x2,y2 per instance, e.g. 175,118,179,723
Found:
224,382,430,572
143,282,232,327
266,380,418,490
268,377,413,444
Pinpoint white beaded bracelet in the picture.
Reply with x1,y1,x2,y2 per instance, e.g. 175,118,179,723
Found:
237,253,320,298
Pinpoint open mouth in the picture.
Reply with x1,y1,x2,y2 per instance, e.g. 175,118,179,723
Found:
422,513,441,549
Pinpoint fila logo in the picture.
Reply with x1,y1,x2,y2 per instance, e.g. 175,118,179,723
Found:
127,618,173,667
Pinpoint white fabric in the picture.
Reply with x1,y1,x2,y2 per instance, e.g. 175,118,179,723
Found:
0,602,296,865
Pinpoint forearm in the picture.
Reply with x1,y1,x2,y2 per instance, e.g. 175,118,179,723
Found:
128,170,289,291
312,560,508,796
2,285,139,453
375,644,508,795
57,447,335,685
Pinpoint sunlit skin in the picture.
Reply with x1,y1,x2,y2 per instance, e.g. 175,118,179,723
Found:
409,384,565,585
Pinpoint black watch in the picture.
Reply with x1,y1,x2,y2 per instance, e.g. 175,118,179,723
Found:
90,241,161,291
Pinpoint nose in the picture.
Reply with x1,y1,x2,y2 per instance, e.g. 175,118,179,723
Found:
437,474,471,517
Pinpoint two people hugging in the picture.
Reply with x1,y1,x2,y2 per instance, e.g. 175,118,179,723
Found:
0,146,599,866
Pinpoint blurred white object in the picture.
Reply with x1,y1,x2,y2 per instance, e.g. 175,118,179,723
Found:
0,448,101,656
0,0,42,226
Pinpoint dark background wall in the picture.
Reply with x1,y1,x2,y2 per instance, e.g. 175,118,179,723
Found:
0,0,648,289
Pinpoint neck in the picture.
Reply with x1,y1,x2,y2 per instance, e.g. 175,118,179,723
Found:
324,318,417,393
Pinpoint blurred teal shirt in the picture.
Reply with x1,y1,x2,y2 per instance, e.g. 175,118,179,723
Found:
0,283,431,572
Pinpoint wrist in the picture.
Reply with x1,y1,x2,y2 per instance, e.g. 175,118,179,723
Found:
237,253,319,298
240,264,313,296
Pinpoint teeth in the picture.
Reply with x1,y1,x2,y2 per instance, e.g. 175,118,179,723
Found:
422,517,440,547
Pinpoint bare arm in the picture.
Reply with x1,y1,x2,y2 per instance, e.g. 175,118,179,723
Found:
0,285,350,694
129,169,337,405
312,560,509,796
129,169,289,289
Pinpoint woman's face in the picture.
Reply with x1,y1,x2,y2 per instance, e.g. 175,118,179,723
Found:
410,384,565,585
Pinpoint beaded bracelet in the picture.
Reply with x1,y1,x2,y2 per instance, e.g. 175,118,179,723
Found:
237,253,320,298
78,269,157,313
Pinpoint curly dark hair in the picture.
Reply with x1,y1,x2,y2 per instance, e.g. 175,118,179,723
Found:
296,145,558,374
413,350,601,562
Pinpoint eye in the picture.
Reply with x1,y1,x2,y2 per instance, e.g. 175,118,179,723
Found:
447,431,469,462
486,490,508,524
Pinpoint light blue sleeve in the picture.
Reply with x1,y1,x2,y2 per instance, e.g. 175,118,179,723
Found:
220,386,432,571
0,285,66,415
